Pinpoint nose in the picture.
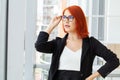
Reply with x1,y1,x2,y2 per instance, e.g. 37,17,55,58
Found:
64,18,69,23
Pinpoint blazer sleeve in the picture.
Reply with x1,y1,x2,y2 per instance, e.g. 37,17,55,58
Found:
35,31,57,53
90,37,119,78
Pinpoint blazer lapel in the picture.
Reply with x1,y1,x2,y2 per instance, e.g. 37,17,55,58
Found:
58,34,68,57
81,37,90,63
54,33,68,64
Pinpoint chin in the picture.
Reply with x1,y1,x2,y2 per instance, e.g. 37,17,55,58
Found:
63,27,71,33
64,30,72,33
64,29,69,32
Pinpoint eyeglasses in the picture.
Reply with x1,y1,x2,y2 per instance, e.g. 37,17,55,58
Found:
62,15,74,22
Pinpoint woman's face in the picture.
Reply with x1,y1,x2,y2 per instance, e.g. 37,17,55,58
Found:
62,10,76,33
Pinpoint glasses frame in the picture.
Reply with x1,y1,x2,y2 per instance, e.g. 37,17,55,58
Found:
62,15,74,22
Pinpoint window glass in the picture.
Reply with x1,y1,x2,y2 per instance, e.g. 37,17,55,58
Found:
92,0,105,40
92,0,105,15
35,0,60,80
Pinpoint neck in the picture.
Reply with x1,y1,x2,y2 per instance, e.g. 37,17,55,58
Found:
68,32,81,41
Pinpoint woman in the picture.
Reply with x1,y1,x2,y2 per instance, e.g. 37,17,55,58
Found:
35,5,119,80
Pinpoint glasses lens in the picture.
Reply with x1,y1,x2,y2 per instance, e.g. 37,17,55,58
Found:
62,15,66,20
68,15,74,19
62,15,74,22
68,15,74,21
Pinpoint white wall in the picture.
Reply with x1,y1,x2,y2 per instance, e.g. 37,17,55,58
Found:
7,0,36,80
24,0,36,80
0,0,7,80
7,0,25,80
107,0,120,43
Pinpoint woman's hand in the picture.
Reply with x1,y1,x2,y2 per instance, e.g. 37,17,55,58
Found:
49,16,62,28
85,76,94,80
85,72,100,80
45,16,62,34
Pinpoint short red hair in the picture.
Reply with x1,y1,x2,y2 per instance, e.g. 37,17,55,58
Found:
62,5,89,38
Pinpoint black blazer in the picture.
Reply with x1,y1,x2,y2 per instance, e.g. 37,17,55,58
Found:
35,31,119,80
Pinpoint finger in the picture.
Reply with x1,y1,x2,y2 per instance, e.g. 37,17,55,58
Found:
59,15,62,19
56,16,60,19
56,16,62,19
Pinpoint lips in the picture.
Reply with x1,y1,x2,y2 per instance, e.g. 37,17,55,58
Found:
64,25,70,27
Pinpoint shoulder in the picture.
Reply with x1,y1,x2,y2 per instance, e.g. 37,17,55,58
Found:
83,36,97,42
86,36,100,44
88,36,107,50
83,36,103,47
89,36,97,41
56,33,68,41
89,36,103,45
55,34,68,44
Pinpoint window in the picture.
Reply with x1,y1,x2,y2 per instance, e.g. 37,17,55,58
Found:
35,0,60,80
91,0,105,41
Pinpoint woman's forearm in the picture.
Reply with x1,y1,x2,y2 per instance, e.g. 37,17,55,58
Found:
44,25,55,34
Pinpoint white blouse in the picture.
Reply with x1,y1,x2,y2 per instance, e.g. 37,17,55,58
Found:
58,46,82,71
